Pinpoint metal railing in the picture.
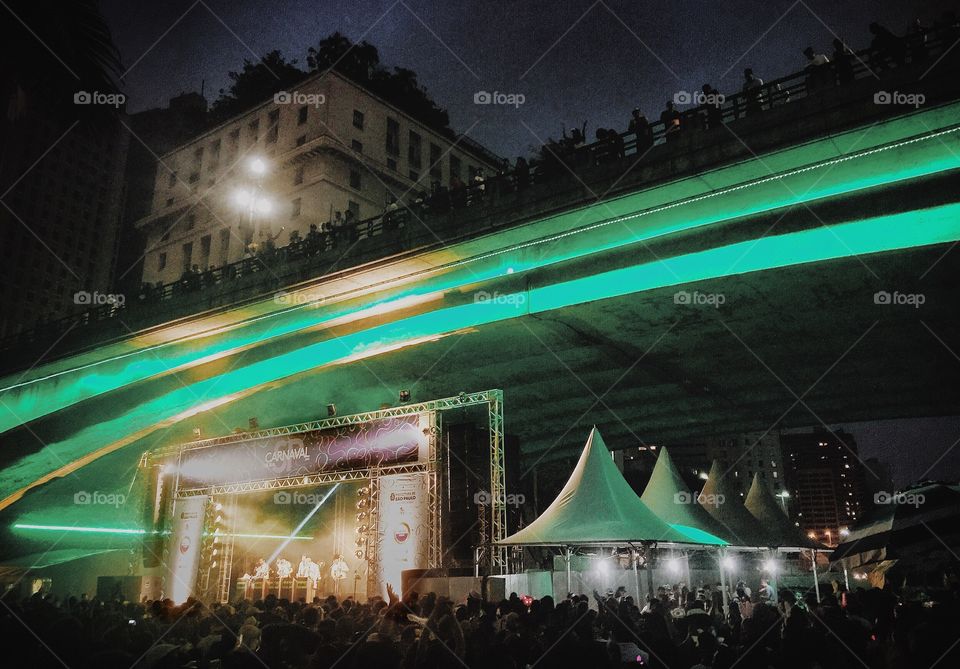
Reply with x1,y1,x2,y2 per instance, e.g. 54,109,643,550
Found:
2,26,956,358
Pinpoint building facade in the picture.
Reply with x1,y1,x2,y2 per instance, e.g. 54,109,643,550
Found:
135,72,500,286
0,114,129,338
781,428,866,545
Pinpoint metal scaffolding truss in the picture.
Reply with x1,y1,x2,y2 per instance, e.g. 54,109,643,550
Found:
176,463,428,498
153,390,504,458
151,389,506,584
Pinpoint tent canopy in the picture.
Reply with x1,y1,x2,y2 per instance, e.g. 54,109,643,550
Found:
743,473,822,550
698,460,773,548
830,482,960,567
498,428,725,546
640,446,736,544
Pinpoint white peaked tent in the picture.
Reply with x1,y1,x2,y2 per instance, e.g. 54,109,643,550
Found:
640,446,736,544
498,428,725,546
698,460,773,548
744,473,822,550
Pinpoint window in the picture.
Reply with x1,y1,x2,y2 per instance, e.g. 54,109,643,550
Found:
353,110,364,129
166,197,174,207
385,117,400,156
248,118,260,142
349,169,362,190
294,164,305,185
409,170,419,181
210,139,221,162
219,228,231,264
266,109,279,143
296,135,307,146
291,197,302,218
386,157,397,171
200,234,211,267
168,172,178,188
408,131,422,168
158,252,167,271
298,105,309,124
186,213,195,230
450,155,462,184
429,143,442,179
181,242,193,272
193,147,203,164
160,230,170,242
348,200,360,219
351,139,363,153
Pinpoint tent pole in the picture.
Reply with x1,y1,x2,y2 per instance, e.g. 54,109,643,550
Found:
843,565,850,591
718,548,729,616
565,546,572,596
633,547,641,605
684,550,692,590
811,549,821,603
645,543,655,601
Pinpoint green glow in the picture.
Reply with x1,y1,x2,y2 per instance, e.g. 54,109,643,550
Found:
3,109,960,433
5,199,960,508
13,523,146,535
670,523,728,546
12,523,313,541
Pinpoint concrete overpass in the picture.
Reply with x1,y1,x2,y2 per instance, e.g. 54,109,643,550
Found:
2,62,960,557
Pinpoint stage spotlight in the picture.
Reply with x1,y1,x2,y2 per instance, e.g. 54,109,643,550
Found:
721,555,736,570
215,503,223,512
666,558,681,574
399,389,411,403
457,391,467,403
355,549,365,559
327,404,337,417
192,427,202,439
248,417,259,430
355,537,365,546
357,487,370,497
356,525,368,534
356,499,368,509
762,559,778,574
356,511,367,522
211,561,217,568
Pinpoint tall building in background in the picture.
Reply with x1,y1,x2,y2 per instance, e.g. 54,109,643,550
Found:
782,427,866,545
0,114,129,339
134,71,500,287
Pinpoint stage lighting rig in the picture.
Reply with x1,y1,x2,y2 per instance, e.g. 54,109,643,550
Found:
327,404,337,416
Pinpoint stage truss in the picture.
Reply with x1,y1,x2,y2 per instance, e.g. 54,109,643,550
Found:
145,389,507,602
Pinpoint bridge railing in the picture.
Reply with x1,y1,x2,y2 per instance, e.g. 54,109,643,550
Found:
2,26,957,360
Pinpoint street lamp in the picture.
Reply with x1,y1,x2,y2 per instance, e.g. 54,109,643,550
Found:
232,157,272,250
776,490,790,515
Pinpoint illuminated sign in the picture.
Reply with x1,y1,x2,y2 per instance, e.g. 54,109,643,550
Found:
174,414,430,490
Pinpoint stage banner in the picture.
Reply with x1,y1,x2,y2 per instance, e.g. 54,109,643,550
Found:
174,413,433,490
164,495,209,603
376,472,430,597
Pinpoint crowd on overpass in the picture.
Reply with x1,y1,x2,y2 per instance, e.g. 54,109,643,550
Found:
3,569,959,669
6,15,959,350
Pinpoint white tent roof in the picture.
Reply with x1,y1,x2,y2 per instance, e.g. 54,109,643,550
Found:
498,428,725,546
744,473,821,550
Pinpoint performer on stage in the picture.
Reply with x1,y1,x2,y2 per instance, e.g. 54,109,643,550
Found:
330,554,349,594
296,555,313,579
275,557,293,579
253,558,270,579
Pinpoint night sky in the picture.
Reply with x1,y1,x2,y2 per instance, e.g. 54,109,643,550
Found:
102,0,955,158
97,0,960,487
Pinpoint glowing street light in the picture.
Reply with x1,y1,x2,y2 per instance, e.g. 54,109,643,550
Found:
762,558,778,574
249,157,267,175
721,555,736,570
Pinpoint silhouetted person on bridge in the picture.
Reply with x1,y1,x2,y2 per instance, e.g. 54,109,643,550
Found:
660,100,681,142
628,108,654,153
832,39,855,85
742,68,764,116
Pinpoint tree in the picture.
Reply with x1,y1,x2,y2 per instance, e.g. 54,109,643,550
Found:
210,50,305,122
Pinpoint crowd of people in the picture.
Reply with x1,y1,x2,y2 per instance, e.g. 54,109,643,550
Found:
3,570,959,669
